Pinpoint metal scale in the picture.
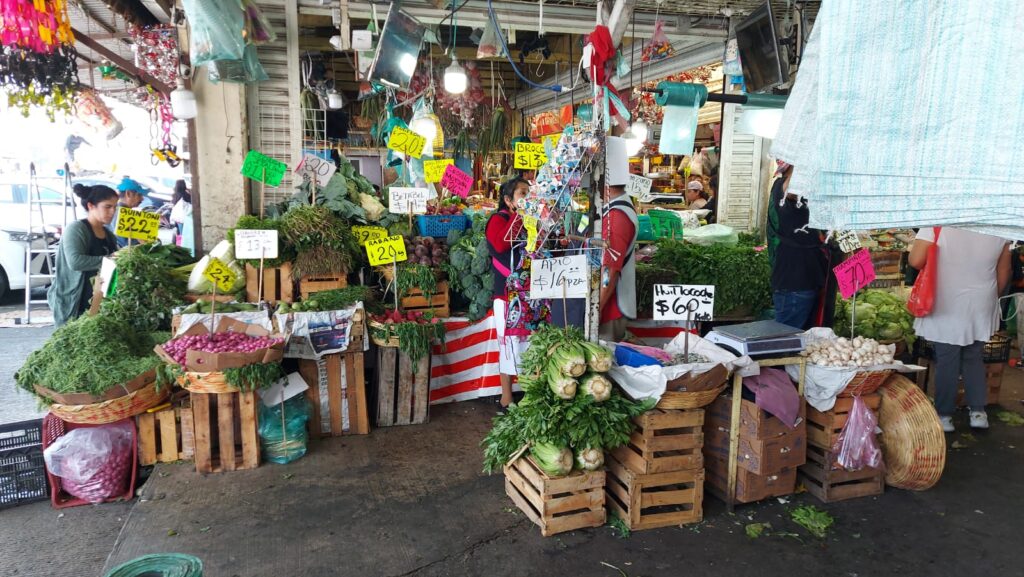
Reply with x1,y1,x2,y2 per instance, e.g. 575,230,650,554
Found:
705,320,806,357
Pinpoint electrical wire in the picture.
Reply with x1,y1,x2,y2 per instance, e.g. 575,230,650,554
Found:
487,0,563,93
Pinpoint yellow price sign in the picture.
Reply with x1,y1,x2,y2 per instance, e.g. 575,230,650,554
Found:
365,235,409,267
114,207,160,242
387,126,427,159
423,159,454,183
523,215,539,253
202,257,238,293
352,225,388,246
514,142,548,170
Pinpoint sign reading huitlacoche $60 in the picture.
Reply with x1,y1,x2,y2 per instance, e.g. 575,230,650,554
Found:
653,284,715,322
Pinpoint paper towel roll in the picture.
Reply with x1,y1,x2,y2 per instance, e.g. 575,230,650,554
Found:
605,136,630,186
656,82,707,155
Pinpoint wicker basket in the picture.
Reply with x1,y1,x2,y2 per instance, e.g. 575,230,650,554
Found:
369,320,400,348
656,383,727,410
48,380,169,425
179,371,240,394
877,374,946,490
839,369,894,397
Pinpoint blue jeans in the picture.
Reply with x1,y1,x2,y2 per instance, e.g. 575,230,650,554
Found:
773,290,818,329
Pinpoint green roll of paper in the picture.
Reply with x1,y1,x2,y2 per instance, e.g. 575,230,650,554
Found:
654,81,708,108
104,553,203,577
655,82,708,155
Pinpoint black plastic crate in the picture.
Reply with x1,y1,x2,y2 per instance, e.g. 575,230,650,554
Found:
0,447,48,509
984,335,1012,364
0,419,43,452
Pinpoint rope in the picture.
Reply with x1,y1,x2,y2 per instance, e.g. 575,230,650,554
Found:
103,553,203,577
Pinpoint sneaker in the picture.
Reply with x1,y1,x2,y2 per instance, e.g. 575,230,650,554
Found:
970,411,989,429
940,416,955,433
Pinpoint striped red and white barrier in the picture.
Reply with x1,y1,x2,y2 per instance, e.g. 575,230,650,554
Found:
429,312,503,404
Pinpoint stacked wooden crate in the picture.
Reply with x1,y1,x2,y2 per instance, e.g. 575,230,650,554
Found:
605,409,705,530
504,456,606,537
703,395,806,504
799,394,884,502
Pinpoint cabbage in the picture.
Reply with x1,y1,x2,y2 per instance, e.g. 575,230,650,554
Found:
531,443,573,477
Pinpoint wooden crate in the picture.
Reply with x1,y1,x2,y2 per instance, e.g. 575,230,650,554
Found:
298,352,370,437
799,444,883,503
400,280,450,318
245,263,294,304
610,409,703,475
703,422,805,475
504,456,606,537
376,347,430,427
137,406,194,466
189,391,260,473
706,395,805,440
704,454,797,504
298,274,348,300
806,394,881,450
605,453,703,531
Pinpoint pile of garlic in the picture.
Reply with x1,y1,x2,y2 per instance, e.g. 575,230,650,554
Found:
801,336,895,368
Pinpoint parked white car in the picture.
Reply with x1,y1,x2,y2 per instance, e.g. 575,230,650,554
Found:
0,228,50,300
0,180,80,234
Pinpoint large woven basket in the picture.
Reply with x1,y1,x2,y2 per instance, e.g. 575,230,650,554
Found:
369,320,400,348
656,383,727,409
877,374,946,490
839,369,894,397
179,371,240,394
49,380,169,425
658,363,729,409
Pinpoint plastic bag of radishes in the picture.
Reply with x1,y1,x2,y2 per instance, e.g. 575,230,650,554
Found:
831,395,885,472
43,421,133,503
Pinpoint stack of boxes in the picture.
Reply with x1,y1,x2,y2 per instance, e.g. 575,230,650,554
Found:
799,393,885,502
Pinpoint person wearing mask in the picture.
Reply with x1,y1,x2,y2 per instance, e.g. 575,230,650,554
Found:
684,180,709,210
600,182,639,342
48,185,119,326
909,228,1011,432
113,177,153,248
770,164,828,330
486,177,528,407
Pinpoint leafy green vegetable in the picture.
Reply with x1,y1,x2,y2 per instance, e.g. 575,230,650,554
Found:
301,285,381,314
834,289,916,349
396,263,437,299
746,522,772,539
608,515,631,539
790,505,834,538
223,362,285,392
371,320,446,371
650,240,772,317
280,204,359,279
226,215,295,268
442,215,494,321
530,442,573,476
101,243,187,333
996,411,1024,426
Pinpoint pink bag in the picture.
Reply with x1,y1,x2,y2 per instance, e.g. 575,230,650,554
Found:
832,395,884,471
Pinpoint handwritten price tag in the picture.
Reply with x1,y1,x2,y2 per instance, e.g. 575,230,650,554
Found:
203,257,238,293
529,255,588,299
365,235,408,266
834,230,862,254
441,164,473,198
514,142,547,170
834,248,876,299
388,187,429,214
114,207,160,241
234,229,279,259
626,174,653,198
387,126,427,159
653,284,715,321
296,153,336,187
424,159,453,183
352,225,388,245
241,150,287,186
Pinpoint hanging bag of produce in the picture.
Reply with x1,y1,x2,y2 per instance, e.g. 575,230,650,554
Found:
906,227,941,317
831,395,884,471
477,14,503,58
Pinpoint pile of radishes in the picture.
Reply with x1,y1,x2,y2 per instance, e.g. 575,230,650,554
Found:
404,237,448,267
372,309,441,325
802,336,895,368
162,332,284,365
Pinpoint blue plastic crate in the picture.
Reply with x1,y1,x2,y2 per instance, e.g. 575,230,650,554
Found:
416,214,468,238
614,345,662,368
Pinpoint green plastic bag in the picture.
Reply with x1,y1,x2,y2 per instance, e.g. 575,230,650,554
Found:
258,395,310,465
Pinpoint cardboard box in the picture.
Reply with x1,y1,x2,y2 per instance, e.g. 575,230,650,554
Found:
154,318,285,372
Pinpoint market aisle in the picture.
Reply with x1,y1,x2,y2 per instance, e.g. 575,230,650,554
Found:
0,324,53,424
91,399,1024,577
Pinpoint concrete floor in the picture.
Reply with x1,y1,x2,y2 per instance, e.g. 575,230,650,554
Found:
0,392,1021,577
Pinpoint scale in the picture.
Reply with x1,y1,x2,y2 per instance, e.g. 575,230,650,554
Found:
705,320,806,357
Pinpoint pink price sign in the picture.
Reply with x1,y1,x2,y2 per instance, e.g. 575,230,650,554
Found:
441,164,473,198
834,248,876,299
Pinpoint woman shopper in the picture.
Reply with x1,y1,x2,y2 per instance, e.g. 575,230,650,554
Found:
909,227,1011,432
684,180,709,210
486,177,528,407
47,184,119,326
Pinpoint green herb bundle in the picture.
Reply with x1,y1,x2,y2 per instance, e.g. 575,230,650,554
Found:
227,215,295,268
372,320,446,371
302,285,381,314
15,315,165,400
442,215,494,320
396,263,437,299
650,239,772,317
280,204,360,279
223,362,285,392
101,243,188,333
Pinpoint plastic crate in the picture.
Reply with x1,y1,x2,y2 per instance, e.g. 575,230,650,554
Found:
647,209,683,239
636,215,655,241
614,344,663,368
0,419,48,509
416,214,468,238
41,414,137,509
984,334,1012,363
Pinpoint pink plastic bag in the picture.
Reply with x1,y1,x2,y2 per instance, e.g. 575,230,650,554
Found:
43,421,133,504
641,20,675,62
832,395,884,471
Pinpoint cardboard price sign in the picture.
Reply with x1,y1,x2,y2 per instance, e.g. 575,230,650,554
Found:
653,284,715,321
441,164,473,198
423,159,453,183
626,174,653,198
114,207,160,241
514,142,547,170
241,150,287,186
203,257,238,293
365,235,408,266
529,255,588,299
234,229,279,259
835,230,862,254
352,225,388,245
387,126,427,159
388,187,429,214
297,153,336,187
834,248,876,299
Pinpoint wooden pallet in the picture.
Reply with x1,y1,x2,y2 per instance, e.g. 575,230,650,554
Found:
504,456,606,537
705,395,805,440
400,280,450,318
799,444,883,503
806,394,881,450
703,421,805,475
137,406,194,466
190,391,260,473
376,347,430,427
298,274,348,300
704,454,797,504
610,409,703,475
297,352,370,437
605,453,703,531
245,263,295,304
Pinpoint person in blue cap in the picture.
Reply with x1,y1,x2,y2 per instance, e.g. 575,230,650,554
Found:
113,177,154,248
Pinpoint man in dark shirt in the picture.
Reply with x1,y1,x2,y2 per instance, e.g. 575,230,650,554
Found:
769,165,827,329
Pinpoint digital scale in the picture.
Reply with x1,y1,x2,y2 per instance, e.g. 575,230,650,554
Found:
705,320,806,357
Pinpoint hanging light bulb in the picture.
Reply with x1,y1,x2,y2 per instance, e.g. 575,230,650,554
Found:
444,56,467,95
169,78,197,120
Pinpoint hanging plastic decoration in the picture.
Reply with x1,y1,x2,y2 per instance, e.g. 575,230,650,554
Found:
0,0,79,120
73,88,124,140
641,19,675,62
131,25,179,87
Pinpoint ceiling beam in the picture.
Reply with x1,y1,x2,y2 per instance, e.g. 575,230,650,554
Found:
72,27,172,94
